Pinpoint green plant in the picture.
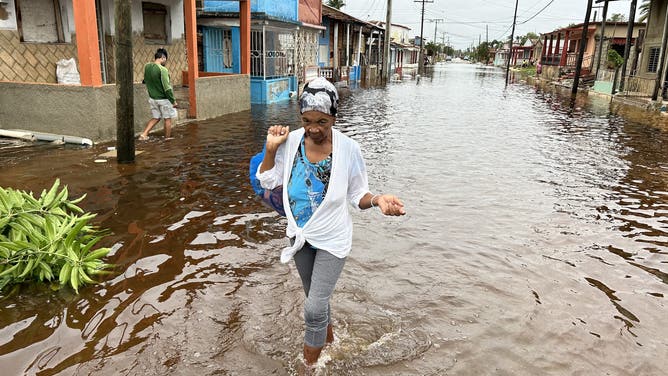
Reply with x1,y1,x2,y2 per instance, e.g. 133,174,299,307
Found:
607,49,624,69
0,180,112,293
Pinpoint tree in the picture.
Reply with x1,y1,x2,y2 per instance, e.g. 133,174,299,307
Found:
474,42,490,64
608,13,627,22
425,42,441,56
521,32,539,45
639,0,650,23
326,0,345,9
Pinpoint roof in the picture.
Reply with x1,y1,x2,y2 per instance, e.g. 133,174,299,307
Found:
368,20,412,31
547,21,645,34
322,5,383,31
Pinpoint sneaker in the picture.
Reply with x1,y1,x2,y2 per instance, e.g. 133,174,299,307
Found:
138,134,148,141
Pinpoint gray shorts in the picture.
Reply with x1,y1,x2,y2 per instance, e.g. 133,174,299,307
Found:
148,98,177,119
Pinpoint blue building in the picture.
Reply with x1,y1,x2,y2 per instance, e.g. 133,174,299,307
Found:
199,0,301,104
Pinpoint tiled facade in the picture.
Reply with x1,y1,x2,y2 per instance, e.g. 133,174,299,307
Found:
0,30,78,83
0,29,187,85
103,33,187,85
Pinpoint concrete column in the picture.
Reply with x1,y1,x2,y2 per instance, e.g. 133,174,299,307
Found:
555,32,561,63
72,0,102,86
346,24,350,66
240,0,251,74
333,23,339,69
184,0,198,118
357,26,363,65
560,31,570,66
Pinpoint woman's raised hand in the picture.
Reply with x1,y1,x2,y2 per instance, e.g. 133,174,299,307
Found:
376,194,406,216
266,125,290,152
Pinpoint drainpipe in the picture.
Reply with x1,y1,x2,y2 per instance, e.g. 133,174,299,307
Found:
618,0,638,92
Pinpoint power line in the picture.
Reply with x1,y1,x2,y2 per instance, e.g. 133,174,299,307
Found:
518,0,556,25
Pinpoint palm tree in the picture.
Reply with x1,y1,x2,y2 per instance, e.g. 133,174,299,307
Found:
326,0,345,10
639,0,650,23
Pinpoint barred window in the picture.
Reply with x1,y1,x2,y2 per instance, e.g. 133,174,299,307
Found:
647,47,660,73
251,27,295,78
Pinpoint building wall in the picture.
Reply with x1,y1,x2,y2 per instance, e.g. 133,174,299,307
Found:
0,82,153,141
298,0,321,25
318,18,330,67
195,74,250,119
0,0,186,84
0,29,78,82
390,25,410,44
639,0,667,79
100,0,187,84
204,0,298,21
103,33,187,85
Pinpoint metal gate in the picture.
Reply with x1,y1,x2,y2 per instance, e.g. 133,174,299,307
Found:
202,26,233,73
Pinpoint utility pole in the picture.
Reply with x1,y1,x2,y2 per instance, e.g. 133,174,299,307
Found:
384,0,392,82
505,0,519,86
595,0,609,79
486,24,489,43
115,0,134,163
618,0,638,92
428,18,444,47
415,0,433,75
573,0,594,95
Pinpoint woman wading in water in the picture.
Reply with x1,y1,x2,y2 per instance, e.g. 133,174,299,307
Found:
256,77,405,373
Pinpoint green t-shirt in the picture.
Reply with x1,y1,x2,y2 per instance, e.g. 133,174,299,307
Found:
143,63,175,104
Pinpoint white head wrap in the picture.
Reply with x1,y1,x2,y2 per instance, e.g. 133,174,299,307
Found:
299,77,339,116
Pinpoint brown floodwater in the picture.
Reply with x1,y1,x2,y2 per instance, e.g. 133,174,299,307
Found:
1,63,668,375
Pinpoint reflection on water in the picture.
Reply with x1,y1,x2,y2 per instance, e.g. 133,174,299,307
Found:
1,63,668,375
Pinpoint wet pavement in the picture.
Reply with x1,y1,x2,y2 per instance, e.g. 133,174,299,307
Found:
1,63,668,375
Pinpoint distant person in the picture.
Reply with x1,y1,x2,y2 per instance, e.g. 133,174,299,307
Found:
139,48,177,140
256,77,406,374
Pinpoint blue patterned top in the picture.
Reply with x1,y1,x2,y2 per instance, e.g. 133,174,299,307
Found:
288,137,332,227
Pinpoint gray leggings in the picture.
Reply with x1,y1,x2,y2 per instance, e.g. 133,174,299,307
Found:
293,243,346,348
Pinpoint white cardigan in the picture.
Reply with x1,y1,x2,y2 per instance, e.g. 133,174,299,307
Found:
256,127,369,263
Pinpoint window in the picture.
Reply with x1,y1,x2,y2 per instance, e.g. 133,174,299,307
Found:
647,47,660,73
142,2,168,44
16,0,64,43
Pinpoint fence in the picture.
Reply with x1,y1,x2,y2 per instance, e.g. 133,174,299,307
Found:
250,27,296,79
619,76,655,97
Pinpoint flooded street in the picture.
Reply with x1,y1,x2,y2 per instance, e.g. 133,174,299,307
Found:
1,63,668,375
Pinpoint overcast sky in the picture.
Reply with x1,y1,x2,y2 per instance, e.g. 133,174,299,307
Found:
341,0,634,49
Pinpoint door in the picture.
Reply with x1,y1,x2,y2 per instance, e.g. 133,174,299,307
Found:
203,26,234,73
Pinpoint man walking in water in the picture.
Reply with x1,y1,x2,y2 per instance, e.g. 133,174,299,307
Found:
139,48,177,140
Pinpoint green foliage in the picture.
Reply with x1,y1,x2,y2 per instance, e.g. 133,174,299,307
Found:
608,13,627,22
607,49,624,68
473,42,491,63
0,180,112,293
326,0,345,9
639,0,650,23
